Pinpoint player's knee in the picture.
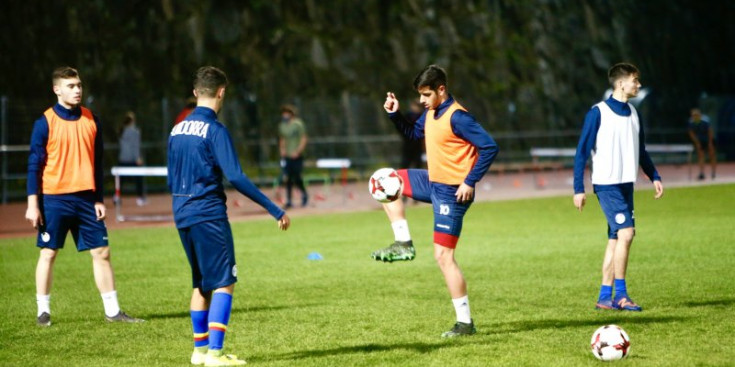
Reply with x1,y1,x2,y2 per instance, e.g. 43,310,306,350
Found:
90,246,111,261
38,248,58,262
433,246,454,266
618,227,635,242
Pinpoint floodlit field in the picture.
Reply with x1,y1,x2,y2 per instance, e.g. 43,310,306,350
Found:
1,184,733,366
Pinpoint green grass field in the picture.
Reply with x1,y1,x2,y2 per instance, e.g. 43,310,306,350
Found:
1,184,733,366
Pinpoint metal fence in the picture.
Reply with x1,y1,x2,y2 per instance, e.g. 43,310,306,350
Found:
3,94,734,203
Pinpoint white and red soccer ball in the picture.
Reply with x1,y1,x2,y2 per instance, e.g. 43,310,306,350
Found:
590,324,631,361
368,168,403,203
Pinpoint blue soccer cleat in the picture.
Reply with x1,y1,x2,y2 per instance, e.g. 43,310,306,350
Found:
613,296,642,311
595,298,614,310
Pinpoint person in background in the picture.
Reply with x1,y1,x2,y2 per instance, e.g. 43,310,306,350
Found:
175,96,198,125
118,111,146,206
26,66,143,327
687,107,717,180
278,104,309,209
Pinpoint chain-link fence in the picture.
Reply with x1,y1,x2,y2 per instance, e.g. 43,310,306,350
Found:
3,94,734,203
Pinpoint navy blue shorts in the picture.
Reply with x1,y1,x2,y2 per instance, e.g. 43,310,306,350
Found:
38,195,108,251
178,219,238,292
594,183,635,239
398,169,472,248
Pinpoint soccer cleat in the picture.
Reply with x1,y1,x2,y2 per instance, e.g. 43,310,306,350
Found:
37,312,51,327
105,311,145,323
204,351,247,366
371,240,415,262
595,299,614,310
301,195,309,207
613,296,642,312
441,320,477,338
191,349,207,365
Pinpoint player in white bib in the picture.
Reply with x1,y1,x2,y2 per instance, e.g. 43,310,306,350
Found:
573,62,664,312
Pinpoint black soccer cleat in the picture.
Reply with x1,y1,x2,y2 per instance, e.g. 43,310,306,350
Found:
105,311,145,323
441,320,477,338
37,312,51,327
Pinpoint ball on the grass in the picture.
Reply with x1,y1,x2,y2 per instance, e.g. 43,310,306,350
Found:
590,324,631,361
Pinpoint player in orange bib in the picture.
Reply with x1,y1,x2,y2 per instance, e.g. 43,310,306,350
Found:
371,65,499,337
25,67,142,326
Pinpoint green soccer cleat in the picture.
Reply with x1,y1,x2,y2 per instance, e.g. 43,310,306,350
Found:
441,320,477,338
204,350,247,366
371,240,415,262
37,312,51,327
105,311,145,323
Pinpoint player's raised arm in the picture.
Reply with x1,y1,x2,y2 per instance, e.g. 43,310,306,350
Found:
384,92,399,113
385,93,425,141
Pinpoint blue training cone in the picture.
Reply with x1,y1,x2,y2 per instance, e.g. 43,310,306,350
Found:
307,252,323,261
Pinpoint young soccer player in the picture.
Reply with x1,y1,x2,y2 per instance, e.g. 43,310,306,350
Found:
573,62,664,312
26,66,143,326
371,65,499,337
168,66,290,366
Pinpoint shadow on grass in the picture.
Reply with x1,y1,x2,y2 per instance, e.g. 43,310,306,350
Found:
227,316,688,363
142,303,323,320
258,341,467,362
489,315,689,334
680,297,735,308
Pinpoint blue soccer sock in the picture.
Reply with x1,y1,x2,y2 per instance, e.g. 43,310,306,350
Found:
208,292,233,351
614,278,628,299
191,310,209,349
598,285,613,301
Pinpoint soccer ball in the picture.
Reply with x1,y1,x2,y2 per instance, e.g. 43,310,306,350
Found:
590,325,631,361
368,168,403,203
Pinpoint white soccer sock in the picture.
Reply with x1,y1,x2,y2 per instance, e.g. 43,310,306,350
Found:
101,291,121,317
391,220,411,242
36,294,51,317
452,295,472,324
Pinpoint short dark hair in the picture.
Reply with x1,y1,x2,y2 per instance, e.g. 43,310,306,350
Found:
608,63,639,87
52,66,79,84
280,104,298,116
194,66,228,98
413,64,447,91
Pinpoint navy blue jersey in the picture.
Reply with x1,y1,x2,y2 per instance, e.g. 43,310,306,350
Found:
167,106,284,228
